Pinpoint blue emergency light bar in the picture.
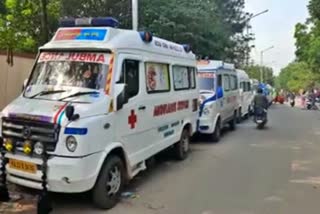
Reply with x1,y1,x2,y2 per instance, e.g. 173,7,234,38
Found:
182,44,191,53
60,17,119,28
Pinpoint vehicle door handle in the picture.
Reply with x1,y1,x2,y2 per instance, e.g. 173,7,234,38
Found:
138,106,146,110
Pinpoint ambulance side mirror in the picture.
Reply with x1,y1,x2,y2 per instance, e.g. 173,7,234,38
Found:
65,105,80,121
115,83,129,110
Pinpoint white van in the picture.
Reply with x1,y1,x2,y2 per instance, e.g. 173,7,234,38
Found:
266,84,274,104
251,79,259,95
197,60,239,142
0,17,199,209
237,69,253,121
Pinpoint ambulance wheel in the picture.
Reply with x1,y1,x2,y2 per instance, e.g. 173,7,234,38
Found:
92,155,125,209
237,108,242,123
229,111,237,131
174,129,190,160
211,119,221,143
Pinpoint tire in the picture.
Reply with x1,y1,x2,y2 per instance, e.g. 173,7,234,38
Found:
211,119,221,143
237,108,242,123
92,155,126,209
174,128,190,160
229,111,237,131
257,123,265,129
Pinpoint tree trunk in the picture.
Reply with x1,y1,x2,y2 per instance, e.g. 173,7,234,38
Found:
40,0,49,44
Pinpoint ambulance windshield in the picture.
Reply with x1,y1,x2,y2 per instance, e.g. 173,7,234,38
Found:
24,52,110,100
198,72,215,92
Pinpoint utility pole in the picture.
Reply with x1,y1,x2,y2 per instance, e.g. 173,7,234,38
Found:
260,46,274,82
40,0,49,43
132,0,138,31
245,9,269,66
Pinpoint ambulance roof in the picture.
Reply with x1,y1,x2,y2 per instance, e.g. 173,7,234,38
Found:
197,60,235,72
40,27,195,60
236,69,250,81
251,79,259,84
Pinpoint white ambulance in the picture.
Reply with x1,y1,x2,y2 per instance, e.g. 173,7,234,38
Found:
0,17,199,209
251,79,259,95
236,69,253,121
197,60,239,142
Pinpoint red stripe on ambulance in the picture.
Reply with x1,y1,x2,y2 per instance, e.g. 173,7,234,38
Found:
153,100,189,117
38,52,106,63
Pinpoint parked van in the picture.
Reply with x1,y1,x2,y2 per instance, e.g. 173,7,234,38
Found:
266,84,274,105
251,79,259,95
197,60,239,142
237,69,253,121
0,17,199,209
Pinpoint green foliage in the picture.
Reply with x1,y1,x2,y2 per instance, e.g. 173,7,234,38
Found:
279,0,320,91
242,65,275,86
0,0,61,53
0,0,253,64
276,62,316,92
294,0,320,73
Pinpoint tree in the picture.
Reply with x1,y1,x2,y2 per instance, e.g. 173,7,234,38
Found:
294,0,320,73
60,0,132,29
0,0,253,66
0,0,60,54
243,65,275,86
276,62,317,92
139,0,252,64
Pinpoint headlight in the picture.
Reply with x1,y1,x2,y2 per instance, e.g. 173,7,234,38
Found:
4,138,13,152
199,95,206,105
66,136,77,152
203,107,210,115
34,142,44,155
23,141,32,155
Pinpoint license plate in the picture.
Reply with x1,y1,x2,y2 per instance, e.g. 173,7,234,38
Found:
9,159,37,174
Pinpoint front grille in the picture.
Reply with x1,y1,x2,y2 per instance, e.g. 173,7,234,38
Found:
1,117,60,152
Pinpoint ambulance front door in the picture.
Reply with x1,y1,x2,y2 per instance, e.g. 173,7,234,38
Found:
216,74,227,120
115,54,150,166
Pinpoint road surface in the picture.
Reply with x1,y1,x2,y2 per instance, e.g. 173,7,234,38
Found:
4,104,320,214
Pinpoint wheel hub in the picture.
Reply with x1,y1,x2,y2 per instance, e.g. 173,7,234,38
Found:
106,166,121,196
182,135,189,152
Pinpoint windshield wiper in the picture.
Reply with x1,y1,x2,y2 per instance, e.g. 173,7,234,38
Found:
58,91,99,101
29,90,66,99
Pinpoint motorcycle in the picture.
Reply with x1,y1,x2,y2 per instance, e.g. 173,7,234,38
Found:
254,107,267,129
290,99,295,107
306,98,313,110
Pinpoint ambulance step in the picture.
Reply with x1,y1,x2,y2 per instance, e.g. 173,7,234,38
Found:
131,161,146,178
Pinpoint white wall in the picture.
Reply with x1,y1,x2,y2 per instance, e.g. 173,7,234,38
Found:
0,53,35,110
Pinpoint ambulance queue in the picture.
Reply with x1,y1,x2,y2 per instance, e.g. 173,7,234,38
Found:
0,17,268,210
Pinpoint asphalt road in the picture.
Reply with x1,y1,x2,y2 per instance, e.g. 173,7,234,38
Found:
4,104,320,214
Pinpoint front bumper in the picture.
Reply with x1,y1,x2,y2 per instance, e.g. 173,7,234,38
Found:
198,116,215,134
4,152,104,193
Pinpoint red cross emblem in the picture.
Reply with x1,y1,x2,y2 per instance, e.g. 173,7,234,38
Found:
128,110,137,129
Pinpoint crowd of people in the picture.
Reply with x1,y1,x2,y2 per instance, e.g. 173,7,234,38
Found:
275,88,320,109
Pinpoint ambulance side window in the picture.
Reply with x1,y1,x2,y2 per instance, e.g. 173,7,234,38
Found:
230,75,238,90
223,74,230,91
217,74,222,87
119,59,139,99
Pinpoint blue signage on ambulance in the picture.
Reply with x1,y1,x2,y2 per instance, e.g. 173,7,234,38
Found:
55,28,107,41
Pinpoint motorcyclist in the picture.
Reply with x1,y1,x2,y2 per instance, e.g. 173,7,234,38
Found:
288,92,296,103
253,88,269,120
